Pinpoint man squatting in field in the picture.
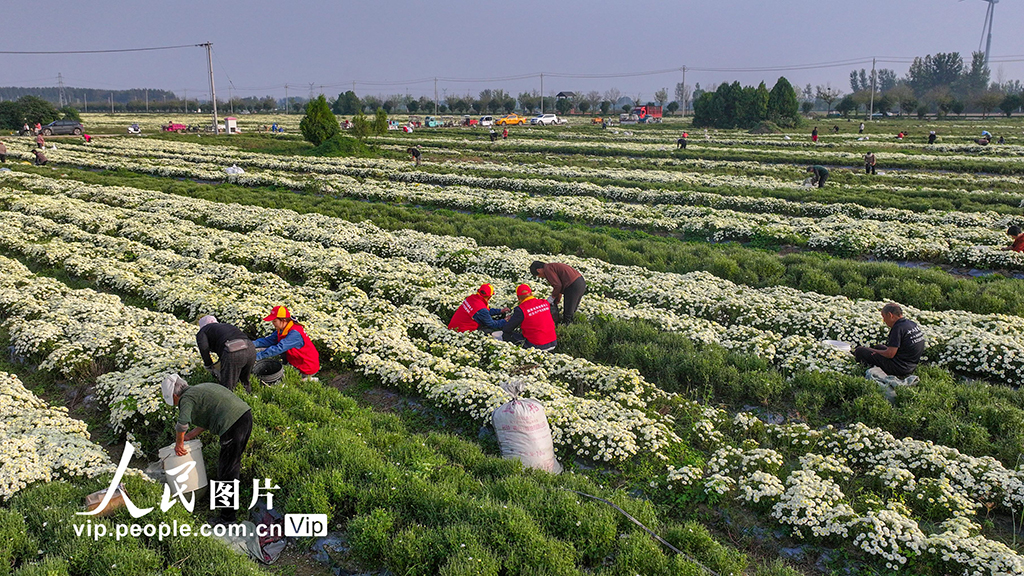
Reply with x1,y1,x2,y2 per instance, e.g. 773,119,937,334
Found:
253,305,321,380
448,283,510,333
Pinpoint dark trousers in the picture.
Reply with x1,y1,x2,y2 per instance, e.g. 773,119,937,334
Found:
218,410,252,521
817,174,828,188
865,164,876,175
554,277,587,324
853,346,915,378
217,342,257,393
677,139,687,149
0,154,5,163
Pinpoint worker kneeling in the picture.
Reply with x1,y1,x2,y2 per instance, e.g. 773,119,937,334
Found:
448,283,509,333
163,375,252,522
497,284,557,351
253,306,320,380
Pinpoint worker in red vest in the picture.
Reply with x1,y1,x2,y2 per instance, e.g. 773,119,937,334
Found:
448,283,509,332
253,305,320,379
500,284,557,351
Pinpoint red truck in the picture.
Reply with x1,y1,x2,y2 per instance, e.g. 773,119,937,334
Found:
619,105,663,124
162,122,187,132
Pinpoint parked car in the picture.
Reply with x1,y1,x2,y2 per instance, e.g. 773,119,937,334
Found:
530,113,563,126
495,114,527,126
461,115,479,127
162,122,188,132
479,115,494,126
41,119,83,136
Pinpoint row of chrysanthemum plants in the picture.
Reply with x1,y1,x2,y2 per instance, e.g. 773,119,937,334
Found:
6,174,1024,392
14,141,1024,270
1,189,1024,572
0,260,770,576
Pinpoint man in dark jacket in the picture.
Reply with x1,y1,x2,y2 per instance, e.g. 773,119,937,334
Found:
852,303,925,377
529,260,586,324
196,315,257,393
808,165,829,188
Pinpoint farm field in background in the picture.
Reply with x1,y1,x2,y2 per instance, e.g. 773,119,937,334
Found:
3,113,1024,575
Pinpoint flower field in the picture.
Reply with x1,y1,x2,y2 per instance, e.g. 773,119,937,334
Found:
2,116,1024,575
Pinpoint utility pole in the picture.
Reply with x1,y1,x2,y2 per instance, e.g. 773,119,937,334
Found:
308,82,315,101
352,80,356,94
434,77,438,116
201,42,219,134
84,92,87,112
540,73,544,114
145,89,149,112
868,57,876,120
109,93,114,114
284,84,289,114
184,88,188,114
680,66,686,117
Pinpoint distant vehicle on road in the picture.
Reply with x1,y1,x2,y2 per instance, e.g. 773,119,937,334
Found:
479,115,494,126
530,113,564,126
495,113,528,125
41,119,84,135
162,122,188,133
619,105,662,124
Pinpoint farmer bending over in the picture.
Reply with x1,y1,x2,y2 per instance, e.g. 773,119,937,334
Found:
530,260,587,325
196,315,256,393
807,165,829,188
852,303,925,378
164,374,252,522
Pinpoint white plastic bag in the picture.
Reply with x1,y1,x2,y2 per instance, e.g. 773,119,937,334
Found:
492,380,562,473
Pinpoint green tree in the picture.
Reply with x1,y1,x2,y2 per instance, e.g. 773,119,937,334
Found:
555,97,572,115
975,90,1004,118
406,99,419,114
350,110,371,140
59,106,82,121
766,77,799,127
654,88,669,108
600,100,611,114
0,101,22,130
577,100,590,114
835,95,857,118
299,95,340,146
951,99,965,115
503,98,516,114
621,104,631,113
752,82,770,122
666,101,679,115
17,96,59,126
373,108,389,135
1000,94,1023,117
332,91,361,115
801,101,814,115
815,84,842,116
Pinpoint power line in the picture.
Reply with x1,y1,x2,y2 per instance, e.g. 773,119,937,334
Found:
0,43,201,55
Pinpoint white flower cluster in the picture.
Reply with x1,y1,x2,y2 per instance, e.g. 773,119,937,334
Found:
0,371,113,499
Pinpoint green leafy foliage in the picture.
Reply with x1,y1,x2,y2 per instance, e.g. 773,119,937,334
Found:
299,94,340,146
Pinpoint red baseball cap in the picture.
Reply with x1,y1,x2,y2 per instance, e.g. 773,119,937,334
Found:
263,305,291,321
477,284,494,299
516,284,532,297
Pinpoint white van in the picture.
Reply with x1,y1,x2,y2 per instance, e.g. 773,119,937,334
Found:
479,115,494,126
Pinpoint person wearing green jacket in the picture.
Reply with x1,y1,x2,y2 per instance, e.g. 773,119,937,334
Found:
807,165,829,188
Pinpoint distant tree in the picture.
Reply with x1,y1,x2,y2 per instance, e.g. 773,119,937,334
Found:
577,100,590,114
299,95,340,146
350,110,371,140
600,101,611,114
471,100,483,113
674,82,692,114
877,69,898,92
372,108,389,135
815,84,842,116
951,99,965,115
381,100,394,114
666,101,679,115
801,101,814,114
886,84,916,116
975,90,1004,118
604,88,621,105
0,101,22,130
59,106,81,121
958,51,991,97
555,97,572,115
1001,94,1023,117
874,93,894,116
766,77,799,127
802,83,814,103
487,99,502,114
654,88,669,108
406,99,420,114
17,96,59,126
517,92,537,114
835,95,857,118
622,104,631,113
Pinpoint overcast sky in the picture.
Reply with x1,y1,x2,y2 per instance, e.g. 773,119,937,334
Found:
4,0,1023,102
